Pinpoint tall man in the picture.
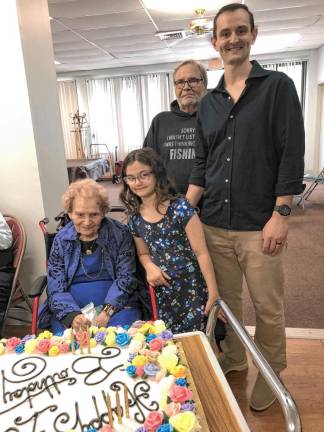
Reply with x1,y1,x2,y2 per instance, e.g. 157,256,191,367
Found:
187,3,304,411
144,60,207,194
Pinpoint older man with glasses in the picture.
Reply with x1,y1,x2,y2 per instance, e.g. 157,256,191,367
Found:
143,60,207,195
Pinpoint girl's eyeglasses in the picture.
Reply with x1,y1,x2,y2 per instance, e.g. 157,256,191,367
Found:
123,171,153,184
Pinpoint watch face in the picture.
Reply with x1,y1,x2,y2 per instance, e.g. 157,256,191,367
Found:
279,205,291,216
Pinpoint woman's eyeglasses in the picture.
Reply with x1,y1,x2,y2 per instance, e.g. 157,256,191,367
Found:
174,77,203,89
123,171,153,184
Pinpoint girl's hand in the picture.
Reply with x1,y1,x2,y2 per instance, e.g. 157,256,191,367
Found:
94,311,109,328
146,262,171,288
72,314,91,332
204,293,227,322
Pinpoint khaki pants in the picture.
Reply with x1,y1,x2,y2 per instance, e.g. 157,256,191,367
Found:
203,225,287,372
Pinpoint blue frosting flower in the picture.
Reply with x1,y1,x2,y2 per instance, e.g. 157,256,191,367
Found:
94,331,106,343
116,332,131,346
175,378,187,387
123,324,130,330
53,331,64,337
86,429,96,432
70,341,79,351
126,365,137,377
159,330,173,341
157,424,174,432
146,334,157,343
143,362,160,377
181,402,195,412
15,344,25,354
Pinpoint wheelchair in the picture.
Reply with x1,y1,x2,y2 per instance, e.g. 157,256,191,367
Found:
29,208,157,335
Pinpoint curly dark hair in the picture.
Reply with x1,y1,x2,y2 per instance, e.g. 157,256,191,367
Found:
120,148,179,216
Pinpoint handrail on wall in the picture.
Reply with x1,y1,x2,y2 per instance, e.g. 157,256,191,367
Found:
215,299,302,432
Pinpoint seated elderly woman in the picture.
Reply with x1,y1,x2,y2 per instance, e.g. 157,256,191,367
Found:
38,179,142,333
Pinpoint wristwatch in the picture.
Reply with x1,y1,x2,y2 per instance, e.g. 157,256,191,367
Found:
102,304,116,318
274,204,291,216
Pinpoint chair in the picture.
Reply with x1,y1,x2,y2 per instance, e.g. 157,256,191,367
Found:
0,215,30,335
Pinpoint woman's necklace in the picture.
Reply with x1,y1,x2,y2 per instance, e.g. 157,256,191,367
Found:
81,238,98,255
80,248,104,280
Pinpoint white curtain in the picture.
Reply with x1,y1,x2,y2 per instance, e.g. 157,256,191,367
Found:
57,81,79,159
86,73,171,160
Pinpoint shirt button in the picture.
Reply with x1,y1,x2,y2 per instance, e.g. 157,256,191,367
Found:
225,179,229,183
226,157,230,162
225,199,229,203
230,115,234,119
228,136,231,140
228,96,231,100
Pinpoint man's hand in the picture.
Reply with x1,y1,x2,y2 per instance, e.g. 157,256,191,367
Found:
146,262,171,288
72,314,91,331
262,212,288,256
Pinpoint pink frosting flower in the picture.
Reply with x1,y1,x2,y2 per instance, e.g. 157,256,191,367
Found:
169,385,193,404
149,338,164,351
75,330,89,346
144,411,164,431
136,366,145,377
165,402,181,417
37,339,51,354
6,337,21,351
99,427,114,432
59,343,70,353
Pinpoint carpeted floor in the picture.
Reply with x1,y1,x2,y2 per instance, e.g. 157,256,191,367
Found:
104,180,324,329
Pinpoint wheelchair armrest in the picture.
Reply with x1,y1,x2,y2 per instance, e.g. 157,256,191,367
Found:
29,275,47,298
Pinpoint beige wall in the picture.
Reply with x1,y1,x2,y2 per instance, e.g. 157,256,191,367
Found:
0,0,68,293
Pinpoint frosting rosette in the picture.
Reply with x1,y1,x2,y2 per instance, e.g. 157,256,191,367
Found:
162,344,178,356
37,339,51,354
144,411,164,431
133,332,146,343
169,385,193,404
139,322,152,335
129,338,143,354
171,364,187,379
149,338,164,351
58,342,70,354
126,365,137,377
144,362,161,378
164,402,181,417
48,345,60,356
157,425,174,432
37,330,53,340
105,333,116,346
169,412,199,432
132,354,148,367
0,343,5,355
24,339,38,354
159,330,173,341
95,331,106,344
157,353,178,372
5,337,21,351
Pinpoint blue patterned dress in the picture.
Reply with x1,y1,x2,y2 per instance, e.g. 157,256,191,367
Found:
128,197,208,334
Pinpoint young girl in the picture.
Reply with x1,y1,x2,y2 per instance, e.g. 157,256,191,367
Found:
120,148,220,334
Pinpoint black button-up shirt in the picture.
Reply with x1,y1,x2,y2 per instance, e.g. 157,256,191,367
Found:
189,61,305,231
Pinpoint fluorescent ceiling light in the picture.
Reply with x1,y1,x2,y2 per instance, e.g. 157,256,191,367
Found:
142,0,225,14
253,33,301,51
54,60,61,65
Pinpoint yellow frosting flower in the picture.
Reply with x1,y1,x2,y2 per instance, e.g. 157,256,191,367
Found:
133,333,145,343
157,353,178,372
98,327,107,333
153,323,166,334
132,355,148,367
139,323,152,334
0,343,5,355
162,344,178,356
90,338,97,348
107,326,117,333
159,389,168,410
48,346,60,357
171,365,187,378
89,326,98,335
24,339,38,354
37,330,53,340
169,412,199,432
105,333,116,346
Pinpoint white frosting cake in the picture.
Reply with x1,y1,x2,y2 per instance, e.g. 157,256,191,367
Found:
0,321,202,432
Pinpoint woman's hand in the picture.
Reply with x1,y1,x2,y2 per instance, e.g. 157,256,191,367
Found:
94,311,110,328
146,262,171,288
72,314,91,331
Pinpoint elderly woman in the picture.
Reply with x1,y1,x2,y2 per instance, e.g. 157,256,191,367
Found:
38,179,142,333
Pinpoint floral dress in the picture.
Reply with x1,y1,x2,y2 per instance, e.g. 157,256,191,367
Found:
128,197,208,334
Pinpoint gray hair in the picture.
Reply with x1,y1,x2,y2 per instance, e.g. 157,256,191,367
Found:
173,60,208,88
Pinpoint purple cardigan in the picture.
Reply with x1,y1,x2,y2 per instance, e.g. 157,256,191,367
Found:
38,217,139,328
